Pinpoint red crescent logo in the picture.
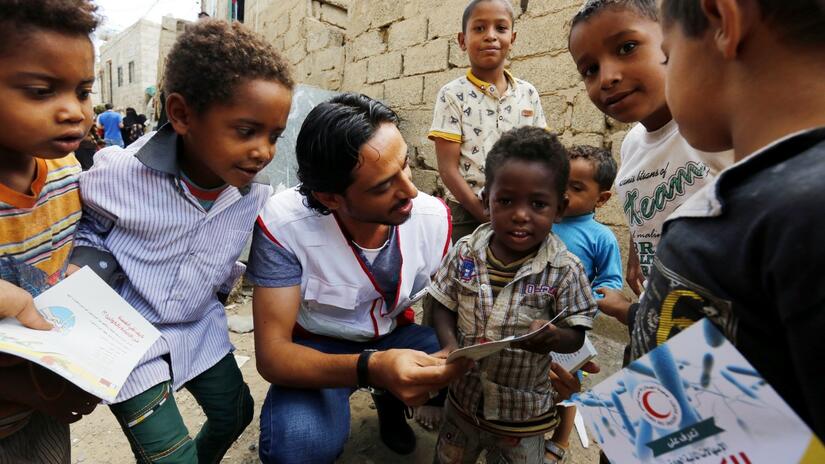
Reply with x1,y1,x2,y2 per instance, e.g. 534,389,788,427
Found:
642,390,671,419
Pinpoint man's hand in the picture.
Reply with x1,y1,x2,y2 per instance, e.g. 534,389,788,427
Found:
595,288,632,325
0,279,52,330
549,361,600,401
368,349,472,406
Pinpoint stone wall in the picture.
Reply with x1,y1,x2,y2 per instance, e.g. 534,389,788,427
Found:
248,0,632,263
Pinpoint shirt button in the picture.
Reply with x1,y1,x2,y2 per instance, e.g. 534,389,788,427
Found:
499,116,503,120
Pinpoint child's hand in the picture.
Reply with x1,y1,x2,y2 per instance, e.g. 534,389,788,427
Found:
513,320,563,354
65,264,81,276
431,345,458,359
2,363,99,423
595,288,632,325
549,361,600,401
626,254,646,296
0,279,52,330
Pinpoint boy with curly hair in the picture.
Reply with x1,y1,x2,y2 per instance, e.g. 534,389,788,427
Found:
568,0,732,295
429,126,596,463
69,20,294,462
0,1,100,462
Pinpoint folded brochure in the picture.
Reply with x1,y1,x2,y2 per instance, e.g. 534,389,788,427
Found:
572,318,824,463
447,318,597,372
0,267,160,402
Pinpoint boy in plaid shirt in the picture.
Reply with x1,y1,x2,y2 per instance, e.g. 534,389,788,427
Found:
428,126,596,463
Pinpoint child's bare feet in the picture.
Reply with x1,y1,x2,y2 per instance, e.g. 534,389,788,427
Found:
413,405,443,431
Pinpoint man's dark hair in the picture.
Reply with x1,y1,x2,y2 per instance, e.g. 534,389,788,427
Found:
163,20,294,113
296,93,400,215
105,103,113,110
0,0,99,56
461,0,515,33
568,145,617,191
570,0,658,30
661,0,825,45
485,126,569,198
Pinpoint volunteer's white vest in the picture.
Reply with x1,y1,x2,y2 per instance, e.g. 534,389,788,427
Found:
258,187,451,341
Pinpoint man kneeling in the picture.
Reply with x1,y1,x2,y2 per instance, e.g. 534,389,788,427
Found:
248,93,468,463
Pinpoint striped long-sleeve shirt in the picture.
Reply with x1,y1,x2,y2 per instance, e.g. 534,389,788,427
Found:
71,125,272,402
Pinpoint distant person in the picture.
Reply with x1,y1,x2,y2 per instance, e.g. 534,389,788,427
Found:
75,126,102,170
96,102,123,147
121,107,144,146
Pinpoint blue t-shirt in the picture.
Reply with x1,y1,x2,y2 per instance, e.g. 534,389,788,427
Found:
97,110,123,143
553,213,623,291
247,222,402,305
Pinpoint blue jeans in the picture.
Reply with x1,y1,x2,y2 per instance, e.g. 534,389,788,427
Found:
103,138,124,148
258,323,441,464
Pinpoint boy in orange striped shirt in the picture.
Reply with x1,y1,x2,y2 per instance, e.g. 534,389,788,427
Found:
0,1,101,462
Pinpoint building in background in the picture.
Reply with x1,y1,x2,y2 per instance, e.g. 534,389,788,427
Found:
97,19,161,112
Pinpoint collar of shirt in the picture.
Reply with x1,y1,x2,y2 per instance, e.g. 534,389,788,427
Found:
666,126,825,224
464,223,568,282
134,123,270,196
466,68,517,99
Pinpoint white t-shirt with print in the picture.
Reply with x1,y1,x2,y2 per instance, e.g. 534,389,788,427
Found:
616,119,733,276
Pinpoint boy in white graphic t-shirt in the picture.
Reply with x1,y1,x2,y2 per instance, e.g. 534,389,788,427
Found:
568,0,732,295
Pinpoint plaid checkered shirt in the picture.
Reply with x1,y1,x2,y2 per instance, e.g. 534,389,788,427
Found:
428,224,596,422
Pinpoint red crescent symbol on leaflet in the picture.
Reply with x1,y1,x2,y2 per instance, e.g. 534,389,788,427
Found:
642,390,671,419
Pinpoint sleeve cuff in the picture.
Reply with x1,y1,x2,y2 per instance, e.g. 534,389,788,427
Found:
245,273,301,288
426,285,458,312
70,246,121,287
427,130,462,143
557,314,594,330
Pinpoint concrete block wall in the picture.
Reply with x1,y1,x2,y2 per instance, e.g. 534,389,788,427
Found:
251,0,633,267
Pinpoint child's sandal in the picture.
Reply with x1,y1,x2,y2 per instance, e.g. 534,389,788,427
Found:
544,440,569,464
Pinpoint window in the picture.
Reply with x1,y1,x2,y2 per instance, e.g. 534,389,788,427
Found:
128,61,135,84
117,66,123,87
231,0,245,22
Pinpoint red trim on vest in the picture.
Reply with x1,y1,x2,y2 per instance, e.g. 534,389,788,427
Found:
256,216,284,248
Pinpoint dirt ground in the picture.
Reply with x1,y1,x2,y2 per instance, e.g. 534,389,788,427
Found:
70,297,628,464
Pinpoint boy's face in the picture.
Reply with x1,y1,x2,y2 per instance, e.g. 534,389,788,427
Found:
0,31,94,161
459,1,516,73
484,159,567,263
319,123,418,227
568,8,670,129
173,78,292,188
661,22,729,152
565,158,611,217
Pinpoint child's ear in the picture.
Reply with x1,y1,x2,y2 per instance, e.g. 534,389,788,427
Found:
165,93,193,135
702,0,748,59
510,30,517,46
595,190,612,208
458,32,467,51
312,191,342,212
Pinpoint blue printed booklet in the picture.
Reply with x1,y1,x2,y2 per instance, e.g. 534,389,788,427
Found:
573,318,824,464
